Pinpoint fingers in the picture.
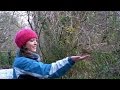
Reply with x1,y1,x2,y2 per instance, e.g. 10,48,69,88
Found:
71,54,91,62
79,54,91,60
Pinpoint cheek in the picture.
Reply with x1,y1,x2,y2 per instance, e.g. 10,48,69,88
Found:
25,42,33,50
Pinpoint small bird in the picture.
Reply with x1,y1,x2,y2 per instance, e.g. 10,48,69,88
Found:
80,48,92,61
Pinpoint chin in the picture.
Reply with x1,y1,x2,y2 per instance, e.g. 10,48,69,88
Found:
32,50,36,52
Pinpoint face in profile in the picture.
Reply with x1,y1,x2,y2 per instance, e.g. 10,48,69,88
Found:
25,38,38,52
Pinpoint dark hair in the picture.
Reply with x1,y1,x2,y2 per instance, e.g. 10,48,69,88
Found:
19,46,29,57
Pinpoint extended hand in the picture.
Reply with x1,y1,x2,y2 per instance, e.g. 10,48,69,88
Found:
71,54,90,62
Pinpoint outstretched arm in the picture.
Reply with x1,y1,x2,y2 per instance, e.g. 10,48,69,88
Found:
13,54,90,79
48,54,90,78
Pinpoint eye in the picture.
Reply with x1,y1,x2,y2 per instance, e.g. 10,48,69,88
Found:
29,38,38,42
29,39,34,42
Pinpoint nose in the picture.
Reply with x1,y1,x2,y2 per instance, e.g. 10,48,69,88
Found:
34,40,38,45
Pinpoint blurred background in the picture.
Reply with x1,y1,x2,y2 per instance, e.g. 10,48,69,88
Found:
0,11,120,79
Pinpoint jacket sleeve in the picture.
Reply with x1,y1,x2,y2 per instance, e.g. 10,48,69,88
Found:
13,57,75,79
48,57,75,78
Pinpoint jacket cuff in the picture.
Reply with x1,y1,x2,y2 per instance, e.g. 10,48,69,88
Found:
68,57,75,65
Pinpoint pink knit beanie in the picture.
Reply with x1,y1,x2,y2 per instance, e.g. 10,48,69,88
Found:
15,28,38,48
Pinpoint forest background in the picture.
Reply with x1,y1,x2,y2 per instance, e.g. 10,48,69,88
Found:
0,11,120,79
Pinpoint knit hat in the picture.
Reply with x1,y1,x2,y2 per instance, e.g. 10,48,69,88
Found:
14,28,38,48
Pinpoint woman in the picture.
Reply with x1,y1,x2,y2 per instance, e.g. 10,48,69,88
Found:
13,28,90,79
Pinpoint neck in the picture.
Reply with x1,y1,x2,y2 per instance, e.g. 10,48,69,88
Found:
16,49,41,61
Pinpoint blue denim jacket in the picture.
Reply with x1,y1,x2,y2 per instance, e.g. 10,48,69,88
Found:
13,51,75,79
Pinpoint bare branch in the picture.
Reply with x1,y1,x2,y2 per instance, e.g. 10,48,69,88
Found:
27,11,33,30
